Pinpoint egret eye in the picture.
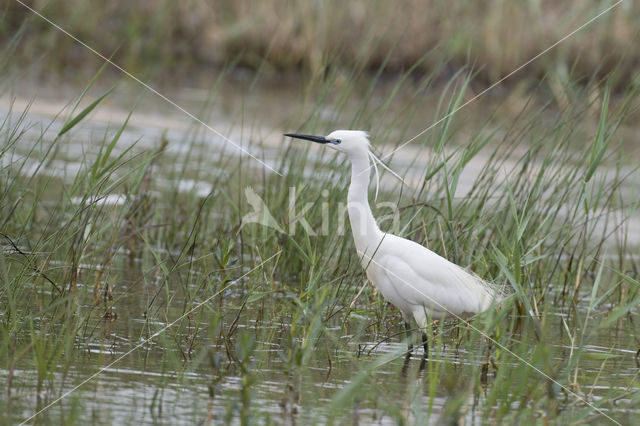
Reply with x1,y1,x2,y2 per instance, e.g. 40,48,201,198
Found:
333,138,342,145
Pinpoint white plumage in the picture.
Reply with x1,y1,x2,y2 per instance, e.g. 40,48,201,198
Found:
285,130,505,350
368,234,496,326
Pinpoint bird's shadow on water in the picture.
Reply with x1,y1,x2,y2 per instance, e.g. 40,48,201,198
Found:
398,339,492,390
401,353,428,378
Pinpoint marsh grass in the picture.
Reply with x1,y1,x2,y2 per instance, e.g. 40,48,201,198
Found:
2,70,639,424
1,10,640,424
3,1,640,87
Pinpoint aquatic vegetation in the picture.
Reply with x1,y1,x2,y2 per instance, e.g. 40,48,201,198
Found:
1,3,639,424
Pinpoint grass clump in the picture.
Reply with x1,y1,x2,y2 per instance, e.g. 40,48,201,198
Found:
0,12,639,424
3,1,640,85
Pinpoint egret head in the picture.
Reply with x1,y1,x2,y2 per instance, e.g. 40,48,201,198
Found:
284,130,370,157
284,129,405,200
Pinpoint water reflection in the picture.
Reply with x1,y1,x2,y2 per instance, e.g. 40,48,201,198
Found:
1,80,639,424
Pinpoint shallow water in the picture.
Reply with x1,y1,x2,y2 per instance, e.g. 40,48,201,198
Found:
1,78,639,424
3,77,639,249
2,243,639,424
3,282,639,425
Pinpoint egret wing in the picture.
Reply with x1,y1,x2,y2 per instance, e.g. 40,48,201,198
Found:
376,235,495,317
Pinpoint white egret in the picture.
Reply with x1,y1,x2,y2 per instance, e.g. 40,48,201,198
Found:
284,130,506,355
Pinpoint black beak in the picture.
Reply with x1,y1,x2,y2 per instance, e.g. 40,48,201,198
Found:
284,133,337,144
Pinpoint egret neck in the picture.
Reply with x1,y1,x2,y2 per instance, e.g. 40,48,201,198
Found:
346,149,384,259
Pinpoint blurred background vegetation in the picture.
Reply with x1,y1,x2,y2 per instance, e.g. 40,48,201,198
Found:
2,2,640,424
2,0,639,87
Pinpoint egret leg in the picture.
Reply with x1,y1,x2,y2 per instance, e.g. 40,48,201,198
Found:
419,356,427,371
405,322,414,354
421,332,429,358
401,355,411,377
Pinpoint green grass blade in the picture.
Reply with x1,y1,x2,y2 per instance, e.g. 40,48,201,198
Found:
57,88,113,137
